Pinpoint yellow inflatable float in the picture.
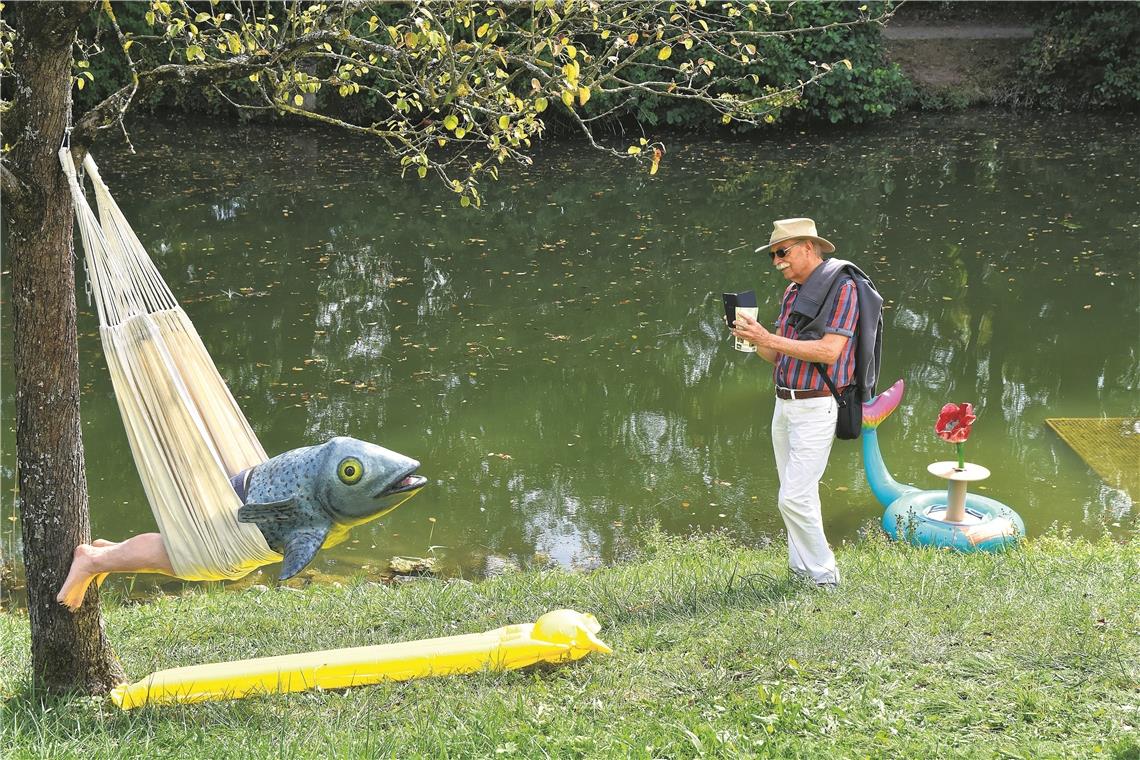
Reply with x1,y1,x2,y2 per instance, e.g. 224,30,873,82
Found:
112,609,611,709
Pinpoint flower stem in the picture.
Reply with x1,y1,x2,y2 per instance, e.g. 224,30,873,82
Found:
956,442,965,470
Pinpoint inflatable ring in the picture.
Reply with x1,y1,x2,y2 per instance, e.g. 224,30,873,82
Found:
862,380,1025,552
881,490,1024,552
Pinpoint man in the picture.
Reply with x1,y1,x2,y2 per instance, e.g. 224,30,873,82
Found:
732,217,880,587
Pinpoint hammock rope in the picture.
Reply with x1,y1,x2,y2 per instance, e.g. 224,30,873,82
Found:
61,149,280,581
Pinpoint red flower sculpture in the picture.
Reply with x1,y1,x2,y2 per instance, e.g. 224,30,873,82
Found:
935,402,976,469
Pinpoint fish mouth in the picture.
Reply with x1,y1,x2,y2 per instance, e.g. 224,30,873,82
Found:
375,468,427,498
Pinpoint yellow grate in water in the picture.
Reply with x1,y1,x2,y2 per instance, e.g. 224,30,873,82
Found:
1045,418,1140,499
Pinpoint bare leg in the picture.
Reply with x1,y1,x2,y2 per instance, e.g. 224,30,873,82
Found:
57,533,175,612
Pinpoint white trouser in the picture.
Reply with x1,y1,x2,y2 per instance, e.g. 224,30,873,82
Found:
771,395,840,584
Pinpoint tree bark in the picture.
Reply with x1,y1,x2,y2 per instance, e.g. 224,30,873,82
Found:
5,1,123,693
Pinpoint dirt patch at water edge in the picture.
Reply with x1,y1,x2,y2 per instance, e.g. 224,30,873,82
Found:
881,24,1037,103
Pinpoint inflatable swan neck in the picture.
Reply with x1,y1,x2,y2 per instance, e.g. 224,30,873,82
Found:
861,379,918,509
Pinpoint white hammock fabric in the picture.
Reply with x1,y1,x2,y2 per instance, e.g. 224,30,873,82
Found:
61,149,280,580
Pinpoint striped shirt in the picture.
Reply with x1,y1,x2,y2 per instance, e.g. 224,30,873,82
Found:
773,278,859,391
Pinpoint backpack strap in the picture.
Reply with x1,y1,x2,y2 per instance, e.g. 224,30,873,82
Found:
813,363,848,407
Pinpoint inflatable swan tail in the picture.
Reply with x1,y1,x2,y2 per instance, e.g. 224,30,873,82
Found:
861,379,918,509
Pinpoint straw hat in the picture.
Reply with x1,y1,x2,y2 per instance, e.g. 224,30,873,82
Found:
759,217,835,254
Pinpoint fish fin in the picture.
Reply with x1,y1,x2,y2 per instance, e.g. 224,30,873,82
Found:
862,379,905,430
237,498,298,525
279,525,331,579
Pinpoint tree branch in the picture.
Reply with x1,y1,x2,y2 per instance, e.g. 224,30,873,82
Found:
71,28,403,156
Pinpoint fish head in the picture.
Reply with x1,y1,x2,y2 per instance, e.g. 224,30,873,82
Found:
316,436,427,525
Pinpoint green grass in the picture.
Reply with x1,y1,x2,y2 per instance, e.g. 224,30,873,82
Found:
2,528,1138,759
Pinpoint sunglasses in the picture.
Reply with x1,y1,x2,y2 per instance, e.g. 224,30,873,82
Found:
769,241,804,261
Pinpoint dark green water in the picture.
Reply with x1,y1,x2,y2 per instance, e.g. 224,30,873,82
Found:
2,111,1137,599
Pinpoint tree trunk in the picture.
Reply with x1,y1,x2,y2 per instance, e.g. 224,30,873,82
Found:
5,1,123,693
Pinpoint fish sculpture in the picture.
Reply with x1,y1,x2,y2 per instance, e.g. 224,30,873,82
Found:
231,436,427,578
862,380,1024,552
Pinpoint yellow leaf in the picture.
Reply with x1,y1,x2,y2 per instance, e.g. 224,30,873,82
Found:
534,96,548,113
530,77,540,91
566,44,577,59
562,60,579,85
293,94,304,106
443,114,459,130
628,32,638,45
561,89,575,108
577,86,590,106
417,166,428,178
658,46,672,60
627,145,641,155
498,114,510,130
76,77,85,90
476,22,489,38
841,59,852,70
455,127,467,139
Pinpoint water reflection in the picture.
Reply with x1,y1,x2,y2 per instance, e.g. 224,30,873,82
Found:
1,111,1137,601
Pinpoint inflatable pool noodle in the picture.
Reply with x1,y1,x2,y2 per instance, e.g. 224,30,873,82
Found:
112,609,611,709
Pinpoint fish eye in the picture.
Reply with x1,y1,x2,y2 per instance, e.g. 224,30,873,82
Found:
337,457,364,485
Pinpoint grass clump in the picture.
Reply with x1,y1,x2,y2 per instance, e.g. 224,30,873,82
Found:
2,528,1137,758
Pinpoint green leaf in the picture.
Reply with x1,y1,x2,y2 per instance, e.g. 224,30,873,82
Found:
443,114,459,131
534,97,548,113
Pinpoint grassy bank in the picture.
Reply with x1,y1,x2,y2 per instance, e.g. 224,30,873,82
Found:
2,530,1137,759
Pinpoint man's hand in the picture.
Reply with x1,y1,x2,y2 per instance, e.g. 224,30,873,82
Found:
731,311,772,349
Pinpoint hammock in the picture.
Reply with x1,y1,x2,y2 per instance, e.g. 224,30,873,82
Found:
61,149,280,581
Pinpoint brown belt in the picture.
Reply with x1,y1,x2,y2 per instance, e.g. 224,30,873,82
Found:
775,386,844,400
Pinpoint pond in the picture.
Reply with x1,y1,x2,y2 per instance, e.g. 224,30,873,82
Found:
2,110,1137,602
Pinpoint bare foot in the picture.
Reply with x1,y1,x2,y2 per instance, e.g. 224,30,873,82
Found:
57,544,102,612
91,539,117,587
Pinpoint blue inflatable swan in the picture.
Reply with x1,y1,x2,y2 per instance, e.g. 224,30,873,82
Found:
862,379,1024,552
